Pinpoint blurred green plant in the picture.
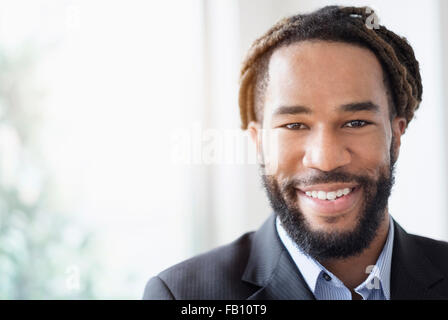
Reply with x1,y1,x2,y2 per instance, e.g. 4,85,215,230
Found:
0,43,99,299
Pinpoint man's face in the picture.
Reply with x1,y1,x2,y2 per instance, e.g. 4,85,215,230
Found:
249,41,407,260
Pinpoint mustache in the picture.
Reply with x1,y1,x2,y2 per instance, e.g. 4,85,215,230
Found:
279,170,372,190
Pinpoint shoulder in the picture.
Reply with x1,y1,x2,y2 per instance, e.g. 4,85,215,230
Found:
143,231,258,300
408,233,448,270
160,231,254,281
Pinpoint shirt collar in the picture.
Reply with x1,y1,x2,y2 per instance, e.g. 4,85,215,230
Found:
276,214,394,299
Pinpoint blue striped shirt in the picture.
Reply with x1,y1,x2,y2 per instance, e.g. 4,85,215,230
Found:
276,215,394,300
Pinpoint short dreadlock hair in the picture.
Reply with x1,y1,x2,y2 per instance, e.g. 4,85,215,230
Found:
238,5,422,131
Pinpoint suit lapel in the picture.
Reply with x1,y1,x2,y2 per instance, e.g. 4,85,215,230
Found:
242,213,315,300
242,215,446,300
390,219,445,299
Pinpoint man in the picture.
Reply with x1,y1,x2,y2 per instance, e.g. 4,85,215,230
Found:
143,6,448,300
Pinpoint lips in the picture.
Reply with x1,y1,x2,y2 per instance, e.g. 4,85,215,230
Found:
296,186,362,215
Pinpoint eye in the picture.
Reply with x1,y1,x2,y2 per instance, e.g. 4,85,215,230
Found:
284,123,306,130
345,120,371,128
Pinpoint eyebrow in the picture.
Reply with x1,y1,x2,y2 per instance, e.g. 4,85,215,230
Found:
273,101,380,116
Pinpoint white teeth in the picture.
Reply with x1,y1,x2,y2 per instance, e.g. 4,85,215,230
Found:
305,187,353,200
317,191,327,200
326,191,337,200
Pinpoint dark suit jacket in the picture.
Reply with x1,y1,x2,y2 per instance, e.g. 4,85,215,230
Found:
143,213,448,299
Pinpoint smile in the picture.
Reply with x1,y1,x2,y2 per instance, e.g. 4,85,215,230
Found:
296,186,362,215
305,187,354,201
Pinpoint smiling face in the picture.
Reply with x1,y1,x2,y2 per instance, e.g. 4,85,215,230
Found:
249,40,407,259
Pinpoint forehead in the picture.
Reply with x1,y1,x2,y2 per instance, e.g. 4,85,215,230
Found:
265,40,388,116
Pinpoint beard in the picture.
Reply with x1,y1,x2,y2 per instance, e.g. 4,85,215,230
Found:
261,136,397,261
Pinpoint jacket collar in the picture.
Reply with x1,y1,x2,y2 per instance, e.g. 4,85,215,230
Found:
242,213,315,300
242,213,446,300
390,219,445,299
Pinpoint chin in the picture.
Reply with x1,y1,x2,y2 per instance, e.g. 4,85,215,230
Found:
304,210,360,233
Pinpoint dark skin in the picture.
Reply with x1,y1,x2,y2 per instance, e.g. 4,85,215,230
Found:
249,41,406,299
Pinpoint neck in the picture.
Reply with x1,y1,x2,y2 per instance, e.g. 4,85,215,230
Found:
320,210,391,290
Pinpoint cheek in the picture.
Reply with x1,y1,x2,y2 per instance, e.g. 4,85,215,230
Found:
272,133,305,174
278,139,300,167
261,131,301,175
350,139,390,177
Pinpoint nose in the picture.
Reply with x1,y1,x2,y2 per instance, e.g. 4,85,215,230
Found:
302,128,352,172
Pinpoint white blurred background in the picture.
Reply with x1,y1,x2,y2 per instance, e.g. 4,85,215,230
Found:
0,0,446,299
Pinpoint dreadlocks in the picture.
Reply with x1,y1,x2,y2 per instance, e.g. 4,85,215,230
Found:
238,6,422,131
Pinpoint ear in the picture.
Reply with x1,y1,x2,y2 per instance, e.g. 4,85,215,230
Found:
391,116,407,161
247,120,262,156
